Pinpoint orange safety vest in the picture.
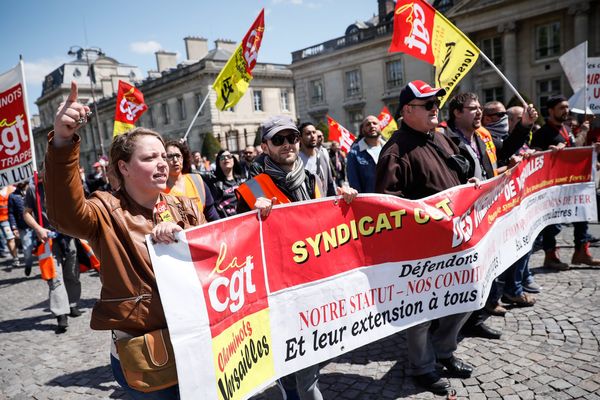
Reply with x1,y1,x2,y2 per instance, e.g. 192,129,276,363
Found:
36,239,57,280
163,174,206,213
475,127,498,176
0,185,15,222
78,239,100,272
236,173,321,210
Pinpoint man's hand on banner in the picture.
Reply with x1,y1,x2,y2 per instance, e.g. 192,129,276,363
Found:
467,177,481,189
151,222,182,244
507,154,523,169
521,104,538,127
549,143,566,152
336,185,358,204
53,81,91,147
254,197,276,218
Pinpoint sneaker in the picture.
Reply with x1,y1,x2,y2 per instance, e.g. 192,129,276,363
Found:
69,307,83,318
543,249,569,271
523,281,542,293
571,243,600,266
12,259,21,268
502,293,536,307
56,315,68,334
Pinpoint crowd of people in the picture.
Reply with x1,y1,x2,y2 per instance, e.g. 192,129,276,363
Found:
0,77,598,399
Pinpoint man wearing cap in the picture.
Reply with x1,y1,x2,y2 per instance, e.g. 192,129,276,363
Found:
87,161,108,193
375,80,473,395
531,95,600,268
236,115,357,400
346,115,386,193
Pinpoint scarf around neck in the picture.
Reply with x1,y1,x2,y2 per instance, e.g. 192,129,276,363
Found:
264,156,311,201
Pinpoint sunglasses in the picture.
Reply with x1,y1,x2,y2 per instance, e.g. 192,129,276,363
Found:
408,99,441,111
486,111,507,118
166,153,183,160
270,133,300,146
219,154,233,161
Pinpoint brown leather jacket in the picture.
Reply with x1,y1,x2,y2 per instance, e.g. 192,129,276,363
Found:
45,135,204,336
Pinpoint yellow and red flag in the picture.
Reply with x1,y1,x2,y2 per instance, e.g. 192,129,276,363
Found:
327,116,356,153
113,80,148,136
389,0,480,106
213,9,265,111
377,106,398,140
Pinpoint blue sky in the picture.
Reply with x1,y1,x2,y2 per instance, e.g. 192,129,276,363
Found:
1,0,378,114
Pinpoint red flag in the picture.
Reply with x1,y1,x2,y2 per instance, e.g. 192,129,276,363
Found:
327,116,356,153
377,106,398,140
113,80,148,136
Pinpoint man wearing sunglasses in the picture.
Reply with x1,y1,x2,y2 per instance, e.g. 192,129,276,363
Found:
375,80,473,396
236,115,357,399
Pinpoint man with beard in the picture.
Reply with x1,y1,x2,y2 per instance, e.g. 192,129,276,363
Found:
375,81,473,395
531,95,600,268
240,146,257,179
346,115,386,193
298,122,336,196
236,115,357,400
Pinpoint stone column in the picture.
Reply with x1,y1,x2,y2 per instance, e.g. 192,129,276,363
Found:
569,1,590,46
499,22,517,104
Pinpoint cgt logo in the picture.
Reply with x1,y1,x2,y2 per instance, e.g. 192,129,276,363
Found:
208,243,256,313
119,88,146,122
397,2,431,55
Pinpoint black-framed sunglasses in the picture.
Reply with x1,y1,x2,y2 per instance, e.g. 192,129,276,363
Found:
270,133,300,146
219,154,233,161
408,99,441,111
166,153,183,160
486,111,507,118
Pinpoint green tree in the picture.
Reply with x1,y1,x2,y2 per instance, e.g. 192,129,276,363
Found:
253,128,262,146
315,120,329,142
202,132,222,162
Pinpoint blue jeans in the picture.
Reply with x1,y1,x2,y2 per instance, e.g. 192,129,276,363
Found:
543,222,592,251
111,355,180,399
18,228,34,269
504,252,531,297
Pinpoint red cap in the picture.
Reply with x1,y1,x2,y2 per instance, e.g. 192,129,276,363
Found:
399,80,446,108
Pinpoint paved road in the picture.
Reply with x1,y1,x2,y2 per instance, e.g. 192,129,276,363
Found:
0,225,599,399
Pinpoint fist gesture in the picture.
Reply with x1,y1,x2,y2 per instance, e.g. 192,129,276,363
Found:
521,104,538,127
53,81,91,147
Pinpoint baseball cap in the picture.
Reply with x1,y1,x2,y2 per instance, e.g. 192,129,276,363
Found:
398,80,446,109
92,162,101,168
261,115,299,142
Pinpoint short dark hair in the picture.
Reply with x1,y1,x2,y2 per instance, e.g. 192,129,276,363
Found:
546,95,568,110
297,122,315,134
215,149,243,181
164,140,192,174
448,92,479,125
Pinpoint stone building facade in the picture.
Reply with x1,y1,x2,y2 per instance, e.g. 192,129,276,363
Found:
444,0,599,116
34,38,295,169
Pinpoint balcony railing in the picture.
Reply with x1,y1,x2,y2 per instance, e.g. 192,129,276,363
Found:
291,20,394,63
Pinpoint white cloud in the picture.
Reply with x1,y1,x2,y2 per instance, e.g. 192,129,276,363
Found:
24,57,69,85
130,40,162,54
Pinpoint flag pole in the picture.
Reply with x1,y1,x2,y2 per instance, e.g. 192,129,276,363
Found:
479,52,528,107
584,41,589,116
183,90,211,141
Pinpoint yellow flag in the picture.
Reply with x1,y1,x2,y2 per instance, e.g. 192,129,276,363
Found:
213,9,265,111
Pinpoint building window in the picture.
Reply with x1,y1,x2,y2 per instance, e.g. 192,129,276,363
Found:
147,107,155,127
196,93,205,116
386,60,403,89
345,69,362,98
226,130,239,152
162,103,170,125
177,98,186,121
482,87,504,103
280,89,290,112
253,90,263,112
309,79,324,104
480,37,502,68
537,78,561,117
348,109,363,135
535,22,560,59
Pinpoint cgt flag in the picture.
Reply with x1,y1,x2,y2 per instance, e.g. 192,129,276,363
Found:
213,9,265,111
327,115,356,153
389,0,480,106
378,106,398,140
113,80,148,136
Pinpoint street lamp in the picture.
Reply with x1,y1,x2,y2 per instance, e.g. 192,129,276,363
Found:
68,46,106,158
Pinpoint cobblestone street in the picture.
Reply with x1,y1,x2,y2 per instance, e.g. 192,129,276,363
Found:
0,225,599,399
